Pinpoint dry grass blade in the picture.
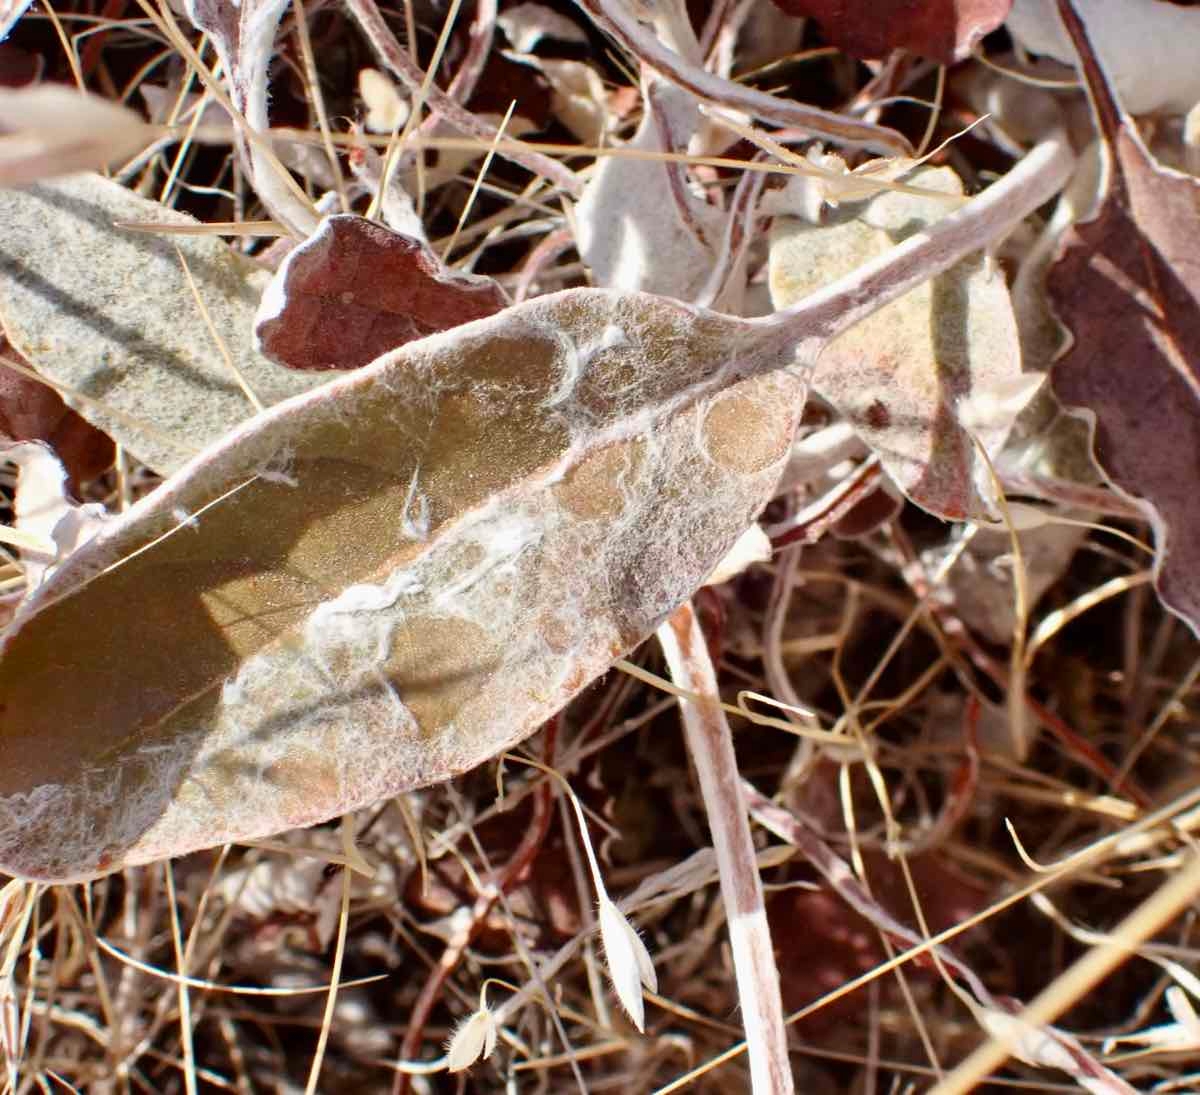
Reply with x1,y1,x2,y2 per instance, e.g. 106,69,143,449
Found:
931,854,1200,1094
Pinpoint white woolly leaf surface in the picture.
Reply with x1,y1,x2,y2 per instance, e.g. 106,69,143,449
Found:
1006,0,1200,116
575,79,723,300
0,174,334,475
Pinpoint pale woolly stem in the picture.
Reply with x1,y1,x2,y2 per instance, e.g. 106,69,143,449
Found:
657,602,794,1095
573,0,910,156
748,131,1076,370
438,0,496,106
573,0,907,158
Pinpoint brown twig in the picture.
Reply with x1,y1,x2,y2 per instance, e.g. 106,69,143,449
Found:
514,228,575,302
768,458,884,548
742,780,997,1006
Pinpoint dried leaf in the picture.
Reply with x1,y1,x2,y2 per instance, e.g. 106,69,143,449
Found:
464,50,553,128
770,166,1030,520
575,78,724,301
996,384,1108,507
1047,0,1200,635
830,481,903,539
3,442,107,591
0,339,114,491
734,3,807,74
510,55,611,146
139,83,232,134
345,134,427,240
768,847,986,1031
214,834,346,948
0,173,332,475
255,215,510,372
0,83,154,187
705,523,771,586
358,68,409,133
1007,0,1200,115
575,0,910,155
973,1006,1138,1095
402,112,539,195
0,131,1071,880
770,0,1012,64
931,520,1087,646
497,2,588,52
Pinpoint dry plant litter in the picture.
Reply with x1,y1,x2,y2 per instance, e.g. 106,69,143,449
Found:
0,0,1199,1092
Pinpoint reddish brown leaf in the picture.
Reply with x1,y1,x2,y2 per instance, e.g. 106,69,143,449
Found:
831,482,902,539
0,42,40,87
255,215,510,372
769,0,1012,64
1047,0,1200,636
0,340,113,491
769,850,986,1031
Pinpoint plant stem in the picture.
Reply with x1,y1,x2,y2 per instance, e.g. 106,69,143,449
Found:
657,602,794,1095
344,0,583,197
574,0,910,156
749,131,1076,370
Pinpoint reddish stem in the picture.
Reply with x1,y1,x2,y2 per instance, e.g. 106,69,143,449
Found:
81,0,128,76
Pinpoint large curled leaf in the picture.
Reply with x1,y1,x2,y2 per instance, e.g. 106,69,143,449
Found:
0,290,803,880
1047,0,1200,635
0,174,332,475
769,166,1030,520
